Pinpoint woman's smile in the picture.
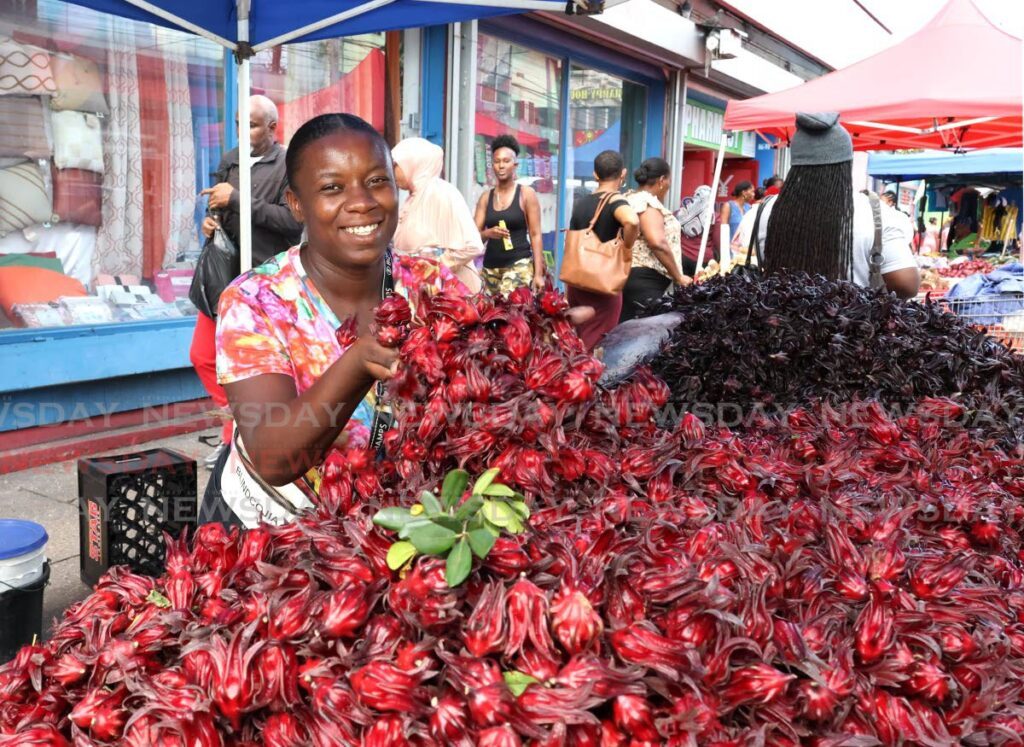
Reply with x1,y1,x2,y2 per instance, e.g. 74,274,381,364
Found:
341,222,382,237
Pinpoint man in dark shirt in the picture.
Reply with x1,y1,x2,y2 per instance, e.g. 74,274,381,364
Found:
192,95,301,468
200,95,301,265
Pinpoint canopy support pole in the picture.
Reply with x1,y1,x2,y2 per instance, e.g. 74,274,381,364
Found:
122,0,236,48
238,1,253,273
696,132,727,275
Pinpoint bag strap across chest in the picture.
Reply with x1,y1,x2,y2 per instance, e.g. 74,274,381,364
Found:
587,191,619,232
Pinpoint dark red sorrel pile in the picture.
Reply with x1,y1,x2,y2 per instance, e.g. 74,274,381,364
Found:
3,285,1024,745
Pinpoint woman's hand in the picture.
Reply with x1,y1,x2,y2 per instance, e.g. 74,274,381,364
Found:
351,337,400,383
676,275,694,287
482,225,510,241
566,306,596,327
531,263,547,292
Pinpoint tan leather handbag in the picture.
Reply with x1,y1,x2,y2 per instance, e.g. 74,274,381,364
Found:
560,191,631,295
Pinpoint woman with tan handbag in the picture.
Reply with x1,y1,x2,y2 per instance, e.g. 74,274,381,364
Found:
565,150,639,350
621,158,691,323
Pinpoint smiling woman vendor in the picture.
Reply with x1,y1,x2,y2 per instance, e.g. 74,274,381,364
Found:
200,114,462,528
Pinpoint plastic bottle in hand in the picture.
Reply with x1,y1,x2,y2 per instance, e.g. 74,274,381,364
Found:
498,219,514,252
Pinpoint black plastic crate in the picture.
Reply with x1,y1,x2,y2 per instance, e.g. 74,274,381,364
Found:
78,448,197,586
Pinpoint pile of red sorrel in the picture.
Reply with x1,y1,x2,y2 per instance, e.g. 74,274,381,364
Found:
4,283,1024,745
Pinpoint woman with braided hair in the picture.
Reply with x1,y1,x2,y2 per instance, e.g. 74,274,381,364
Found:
748,112,920,298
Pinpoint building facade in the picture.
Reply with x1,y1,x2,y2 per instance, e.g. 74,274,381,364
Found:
0,0,820,447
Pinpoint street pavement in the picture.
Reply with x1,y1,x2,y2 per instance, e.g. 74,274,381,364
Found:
0,428,218,635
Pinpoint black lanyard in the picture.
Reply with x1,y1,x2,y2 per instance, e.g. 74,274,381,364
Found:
368,250,395,453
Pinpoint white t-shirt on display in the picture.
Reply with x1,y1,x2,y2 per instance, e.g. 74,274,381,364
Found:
735,192,919,287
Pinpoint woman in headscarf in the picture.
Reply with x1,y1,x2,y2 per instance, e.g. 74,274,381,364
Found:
677,185,713,276
392,137,484,293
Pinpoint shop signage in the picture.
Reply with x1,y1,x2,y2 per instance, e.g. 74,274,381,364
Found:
684,99,754,157
570,87,623,102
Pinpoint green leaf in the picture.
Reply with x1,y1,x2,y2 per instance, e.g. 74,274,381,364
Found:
406,522,457,555
505,512,525,534
147,589,171,609
386,541,417,570
472,468,502,496
467,528,497,559
373,506,414,532
509,500,530,521
441,469,470,509
445,538,472,587
398,519,433,540
483,482,517,498
418,490,443,516
481,520,501,537
482,499,516,528
454,495,484,522
432,515,464,532
502,671,539,697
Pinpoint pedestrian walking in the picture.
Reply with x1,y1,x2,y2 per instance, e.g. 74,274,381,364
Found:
392,137,483,293
474,135,546,295
564,150,639,350
620,158,691,323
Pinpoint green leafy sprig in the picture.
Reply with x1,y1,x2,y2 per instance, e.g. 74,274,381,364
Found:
372,468,529,587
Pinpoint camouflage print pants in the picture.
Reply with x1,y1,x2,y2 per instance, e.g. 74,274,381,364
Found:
481,258,534,296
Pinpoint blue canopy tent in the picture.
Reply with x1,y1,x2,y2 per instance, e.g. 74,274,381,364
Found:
63,0,578,269
868,148,1024,183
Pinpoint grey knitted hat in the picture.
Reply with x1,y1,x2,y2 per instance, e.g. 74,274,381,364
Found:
790,112,853,166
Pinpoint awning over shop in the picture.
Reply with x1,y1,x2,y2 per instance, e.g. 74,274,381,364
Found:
723,0,1022,151
475,113,548,150
868,149,1024,181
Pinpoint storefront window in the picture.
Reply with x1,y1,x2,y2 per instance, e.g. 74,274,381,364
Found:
0,1,226,331
566,66,647,200
250,35,387,143
474,34,562,252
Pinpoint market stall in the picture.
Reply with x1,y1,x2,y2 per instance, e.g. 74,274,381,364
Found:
689,0,1024,272
8,1,1024,743
868,148,1024,348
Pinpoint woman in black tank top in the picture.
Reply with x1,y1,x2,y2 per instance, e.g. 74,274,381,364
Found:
566,150,639,350
474,135,546,295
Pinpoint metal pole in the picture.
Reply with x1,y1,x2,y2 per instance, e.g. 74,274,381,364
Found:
444,24,461,187
237,2,252,272
696,132,727,274
455,21,478,200
665,70,687,212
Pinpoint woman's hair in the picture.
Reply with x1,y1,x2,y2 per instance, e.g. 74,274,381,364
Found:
286,113,385,189
594,150,624,180
754,187,766,202
732,180,754,198
764,175,783,189
763,161,854,282
491,134,520,157
634,157,671,186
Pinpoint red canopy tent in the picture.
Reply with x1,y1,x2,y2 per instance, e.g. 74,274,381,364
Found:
723,0,1022,152
694,0,1022,272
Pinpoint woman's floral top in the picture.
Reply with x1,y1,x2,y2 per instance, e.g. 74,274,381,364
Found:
627,190,683,279
216,245,458,450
